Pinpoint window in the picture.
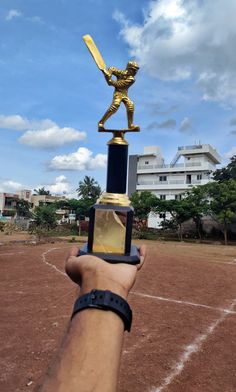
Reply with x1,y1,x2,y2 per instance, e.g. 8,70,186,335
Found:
159,213,166,219
175,194,182,200
145,161,149,164
197,174,202,180
186,174,192,184
159,175,167,182
160,195,166,200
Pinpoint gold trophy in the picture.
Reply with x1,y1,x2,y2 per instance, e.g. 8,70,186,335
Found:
79,35,140,264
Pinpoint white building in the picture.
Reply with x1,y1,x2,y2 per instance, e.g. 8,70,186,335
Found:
128,144,221,228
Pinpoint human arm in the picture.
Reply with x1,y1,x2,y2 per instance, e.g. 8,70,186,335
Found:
102,67,134,89
40,245,146,392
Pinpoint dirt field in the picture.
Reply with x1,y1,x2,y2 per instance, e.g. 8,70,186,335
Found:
1,238,236,392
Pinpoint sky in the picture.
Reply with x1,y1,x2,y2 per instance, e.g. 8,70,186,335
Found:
1,0,236,197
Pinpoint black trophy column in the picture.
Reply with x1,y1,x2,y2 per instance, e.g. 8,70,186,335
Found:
106,144,128,194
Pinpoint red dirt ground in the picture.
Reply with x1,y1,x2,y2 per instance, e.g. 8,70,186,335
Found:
0,238,236,392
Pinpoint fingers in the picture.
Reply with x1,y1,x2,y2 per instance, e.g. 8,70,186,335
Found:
137,244,146,270
65,244,147,284
65,246,81,284
67,245,79,258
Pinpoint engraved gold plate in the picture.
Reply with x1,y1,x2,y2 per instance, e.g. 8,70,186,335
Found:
93,209,127,254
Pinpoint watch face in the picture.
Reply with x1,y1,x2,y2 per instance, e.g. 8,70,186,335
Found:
93,209,127,254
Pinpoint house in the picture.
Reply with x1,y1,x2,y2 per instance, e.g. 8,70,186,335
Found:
0,192,19,218
0,190,66,219
128,144,221,228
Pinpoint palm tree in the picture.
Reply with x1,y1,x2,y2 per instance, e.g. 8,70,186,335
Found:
33,187,51,196
76,176,101,202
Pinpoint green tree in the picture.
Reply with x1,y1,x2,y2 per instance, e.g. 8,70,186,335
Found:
76,176,101,203
54,199,70,210
54,198,95,219
130,191,158,219
185,186,210,239
213,155,236,182
155,199,193,241
32,204,57,231
33,187,51,195
75,198,95,218
15,199,31,217
207,180,236,245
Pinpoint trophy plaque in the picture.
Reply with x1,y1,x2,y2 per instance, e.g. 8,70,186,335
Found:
79,35,140,264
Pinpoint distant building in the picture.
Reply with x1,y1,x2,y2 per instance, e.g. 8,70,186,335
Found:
0,190,66,218
30,194,65,208
128,144,221,228
0,192,19,217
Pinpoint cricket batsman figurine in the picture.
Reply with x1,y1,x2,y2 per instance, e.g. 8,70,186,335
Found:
99,62,140,131
83,34,140,132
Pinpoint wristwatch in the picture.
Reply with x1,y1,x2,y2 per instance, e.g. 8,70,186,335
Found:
71,289,132,332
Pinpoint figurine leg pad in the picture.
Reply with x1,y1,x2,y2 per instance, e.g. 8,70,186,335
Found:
129,124,140,131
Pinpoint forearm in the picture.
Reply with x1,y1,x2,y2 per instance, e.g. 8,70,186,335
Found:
42,308,124,392
39,248,146,392
41,275,128,392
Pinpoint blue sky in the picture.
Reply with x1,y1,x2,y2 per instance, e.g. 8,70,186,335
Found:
1,0,236,196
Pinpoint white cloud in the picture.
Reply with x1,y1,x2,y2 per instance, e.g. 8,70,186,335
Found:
0,115,33,130
49,147,107,171
19,126,86,149
6,9,22,21
0,114,86,149
0,114,57,131
179,117,193,133
114,0,236,104
0,176,74,197
36,175,72,196
0,180,25,193
225,147,236,158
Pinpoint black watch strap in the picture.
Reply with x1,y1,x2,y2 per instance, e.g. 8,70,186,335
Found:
71,289,132,332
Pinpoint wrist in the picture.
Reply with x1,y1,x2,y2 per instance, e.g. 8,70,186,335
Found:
71,289,132,332
80,270,129,300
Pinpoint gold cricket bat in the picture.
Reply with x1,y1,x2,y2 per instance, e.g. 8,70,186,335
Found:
83,34,106,70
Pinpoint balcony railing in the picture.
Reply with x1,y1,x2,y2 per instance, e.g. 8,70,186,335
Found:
137,179,202,186
185,162,202,167
168,180,185,184
137,162,203,171
178,145,203,150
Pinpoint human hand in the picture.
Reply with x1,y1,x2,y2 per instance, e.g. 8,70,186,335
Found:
102,69,110,77
65,246,146,300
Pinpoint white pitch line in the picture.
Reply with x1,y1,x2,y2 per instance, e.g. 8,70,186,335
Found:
150,299,236,392
131,291,236,315
206,260,236,266
41,248,67,277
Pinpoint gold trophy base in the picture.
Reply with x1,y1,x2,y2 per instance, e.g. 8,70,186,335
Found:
79,204,140,265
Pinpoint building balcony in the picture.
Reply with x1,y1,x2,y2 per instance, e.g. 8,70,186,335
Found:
137,161,215,174
137,179,203,186
138,162,186,170
178,144,221,164
136,179,207,192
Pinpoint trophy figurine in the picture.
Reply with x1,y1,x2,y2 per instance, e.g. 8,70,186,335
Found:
79,35,140,264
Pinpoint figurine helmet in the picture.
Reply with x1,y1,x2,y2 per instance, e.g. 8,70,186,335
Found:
126,61,139,71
